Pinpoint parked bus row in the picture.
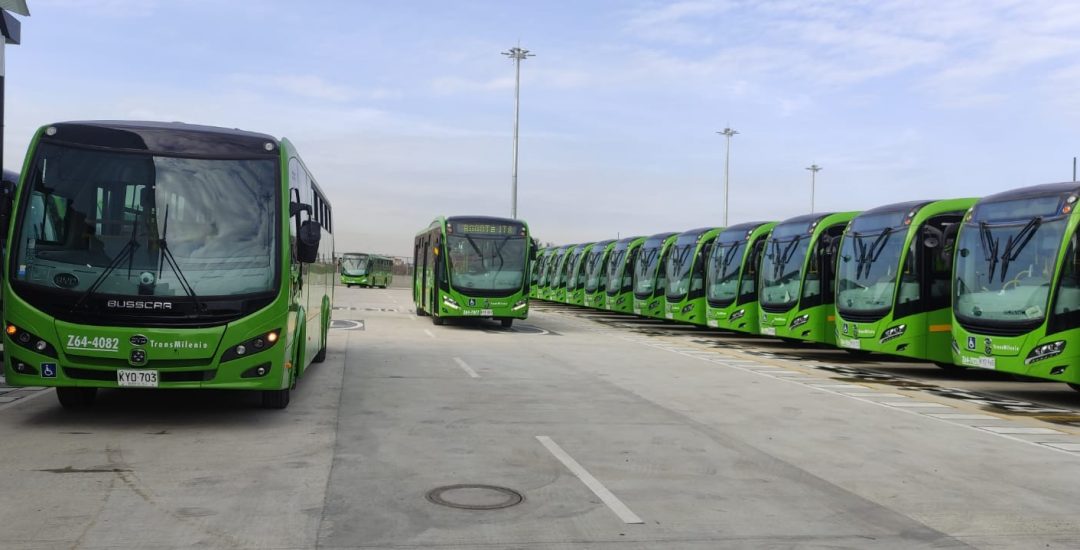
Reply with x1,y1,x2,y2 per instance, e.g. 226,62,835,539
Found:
340,252,393,288
532,183,1080,392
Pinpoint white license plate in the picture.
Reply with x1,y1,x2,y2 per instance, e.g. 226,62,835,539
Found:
962,356,996,370
761,327,776,336
118,369,159,387
633,307,641,315
481,309,493,316
665,313,673,319
707,320,719,328
839,338,861,350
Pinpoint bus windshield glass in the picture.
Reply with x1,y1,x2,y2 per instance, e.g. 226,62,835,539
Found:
633,239,664,295
342,257,367,275
836,210,911,316
605,244,629,294
954,195,1070,326
12,142,278,298
666,234,700,299
446,229,527,292
584,247,608,293
706,238,747,307
760,223,812,309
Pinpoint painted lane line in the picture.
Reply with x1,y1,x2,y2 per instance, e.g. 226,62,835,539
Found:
1041,442,1080,452
423,329,435,339
0,388,54,412
453,357,480,379
928,413,1002,421
978,426,1065,435
535,436,644,525
882,402,953,409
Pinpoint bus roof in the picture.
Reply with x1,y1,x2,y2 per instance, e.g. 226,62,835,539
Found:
645,232,678,241
615,235,644,245
856,200,931,216
40,120,280,158
979,182,1080,203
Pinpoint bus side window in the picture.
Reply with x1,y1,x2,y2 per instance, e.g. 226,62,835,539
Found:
691,241,712,292
1053,232,1080,316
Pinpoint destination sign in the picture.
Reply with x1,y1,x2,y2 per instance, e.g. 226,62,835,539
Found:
450,221,523,235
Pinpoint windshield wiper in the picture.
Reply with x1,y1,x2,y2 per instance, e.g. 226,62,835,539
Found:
856,228,893,280
998,217,1042,282
71,199,143,312
978,222,1000,282
155,205,202,312
773,237,801,279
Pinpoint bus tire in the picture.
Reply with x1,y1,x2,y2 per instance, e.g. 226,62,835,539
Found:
416,306,428,317
432,314,445,326
313,345,327,363
56,387,97,409
262,388,290,409
501,318,513,328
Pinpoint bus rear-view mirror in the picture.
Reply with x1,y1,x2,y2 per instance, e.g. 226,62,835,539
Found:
298,220,322,263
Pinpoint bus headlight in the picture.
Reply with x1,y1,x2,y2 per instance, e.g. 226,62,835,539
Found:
729,309,745,321
789,314,810,329
443,296,460,310
512,300,527,311
222,329,281,362
1025,340,1065,365
5,323,58,358
879,324,907,343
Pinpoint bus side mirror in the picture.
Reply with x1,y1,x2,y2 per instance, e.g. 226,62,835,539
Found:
297,220,322,263
290,201,311,218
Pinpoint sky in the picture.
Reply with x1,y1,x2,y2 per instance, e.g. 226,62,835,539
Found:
4,0,1080,256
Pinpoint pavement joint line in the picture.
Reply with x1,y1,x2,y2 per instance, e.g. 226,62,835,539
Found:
0,387,53,412
615,333,1080,458
882,402,954,408
928,413,1002,420
423,329,435,339
977,426,1065,435
452,357,480,379
535,436,644,525
1040,442,1080,451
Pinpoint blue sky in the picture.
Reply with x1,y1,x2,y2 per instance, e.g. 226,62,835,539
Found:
5,0,1080,255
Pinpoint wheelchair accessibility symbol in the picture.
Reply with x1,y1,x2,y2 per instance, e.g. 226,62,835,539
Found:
41,363,57,378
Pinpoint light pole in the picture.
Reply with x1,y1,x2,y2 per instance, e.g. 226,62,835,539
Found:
502,45,534,219
806,164,822,213
717,127,738,226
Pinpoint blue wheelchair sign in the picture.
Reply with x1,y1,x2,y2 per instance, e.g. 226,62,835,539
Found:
41,363,57,378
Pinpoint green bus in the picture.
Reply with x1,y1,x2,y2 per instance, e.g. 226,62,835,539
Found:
759,212,858,344
834,199,976,362
582,239,617,309
704,222,776,333
413,216,530,327
555,243,588,304
604,236,645,313
664,227,723,324
1,121,334,409
539,244,572,301
633,232,679,318
952,183,1080,387
529,247,550,299
565,242,596,306
340,252,392,288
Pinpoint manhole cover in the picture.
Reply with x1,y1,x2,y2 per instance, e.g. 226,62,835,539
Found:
330,320,365,331
425,484,524,510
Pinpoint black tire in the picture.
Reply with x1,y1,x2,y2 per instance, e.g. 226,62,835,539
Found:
56,387,97,410
1068,383,1080,393
432,314,445,326
262,388,290,409
934,361,964,371
501,318,513,328
313,345,327,363
416,306,429,317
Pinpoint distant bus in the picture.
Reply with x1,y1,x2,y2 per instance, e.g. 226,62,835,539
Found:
565,242,596,306
582,239,617,309
414,216,531,327
340,253,393,288
759,212,858,344
1,121,334,409
951,183,1080,388
555,243,588,304
664,227,723,324
539,244,572,301
704,222,776,333
529,247,550,299
633,232,679,318
604,236,645,313
834,199,976,363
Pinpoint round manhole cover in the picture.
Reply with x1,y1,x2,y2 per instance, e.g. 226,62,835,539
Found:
425,484,524,510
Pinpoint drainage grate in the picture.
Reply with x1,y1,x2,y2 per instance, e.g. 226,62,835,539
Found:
425,484,524,510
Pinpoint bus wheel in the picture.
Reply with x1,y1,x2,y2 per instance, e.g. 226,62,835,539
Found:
416,307,428,317
262,388,290,409
501,318,513,328
313,344,327,363
56,387,97,409
432,314,445,326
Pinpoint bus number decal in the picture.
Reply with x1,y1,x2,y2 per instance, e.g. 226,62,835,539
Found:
66,335,121,352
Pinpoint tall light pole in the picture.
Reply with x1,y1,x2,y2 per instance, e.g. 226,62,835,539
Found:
502,45,533,219
806,164,822,213
717,127,738,226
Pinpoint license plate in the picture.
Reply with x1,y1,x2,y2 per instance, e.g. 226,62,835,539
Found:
707,320,719,328
962,356,996,370
117,369,159,387
839,338,861,350
761,327,776,336
665,313,673,319
633,307,641,315
481,309,493,316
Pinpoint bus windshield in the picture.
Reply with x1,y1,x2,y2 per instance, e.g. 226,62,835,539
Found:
605,245,629,294
446,232,527,292
954,195,1069,326
342,257,367,275
12,142,278,298
836,211,910,316
584,248,608,293
706,239,746,307
665,235,699,299
760,228,810,310
634,240,664,296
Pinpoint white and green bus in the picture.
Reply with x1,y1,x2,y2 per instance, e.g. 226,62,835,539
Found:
664,227,723,325
413,216,531,327
2,121,334,409
704,222,776,333
340,252,392,288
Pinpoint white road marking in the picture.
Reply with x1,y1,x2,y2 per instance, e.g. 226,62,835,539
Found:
423,329,435,339
883,402,953,408
928,413,1001,421
535,435,644,525
0,388,54,412
453,357,480,378
1041,442,1080,452
978,426,1065,435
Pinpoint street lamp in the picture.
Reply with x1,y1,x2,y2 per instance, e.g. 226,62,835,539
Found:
806,164,822,213
502,45,534,219
717,127,738,226
0,0,27,179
